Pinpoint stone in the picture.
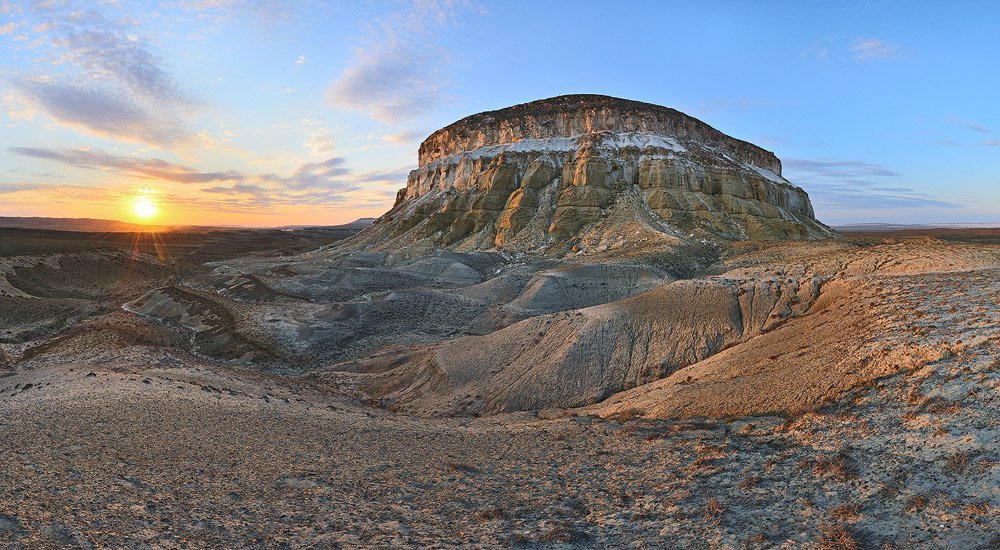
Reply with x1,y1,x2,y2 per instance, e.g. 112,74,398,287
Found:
353,94,835,256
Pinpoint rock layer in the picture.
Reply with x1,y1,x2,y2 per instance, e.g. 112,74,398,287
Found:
367,95,833,255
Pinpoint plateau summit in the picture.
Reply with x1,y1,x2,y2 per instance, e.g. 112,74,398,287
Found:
353,95,834,257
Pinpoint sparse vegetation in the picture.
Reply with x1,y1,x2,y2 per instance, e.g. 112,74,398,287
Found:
799,451,857,480
829,502,861,522
817,524,861,550
904,495,929,513
703,497,725,524
944,452,972,473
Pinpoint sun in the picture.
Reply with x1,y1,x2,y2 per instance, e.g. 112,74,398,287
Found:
131,196,159,220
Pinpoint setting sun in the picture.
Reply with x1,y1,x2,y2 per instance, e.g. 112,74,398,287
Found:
131,196,158,221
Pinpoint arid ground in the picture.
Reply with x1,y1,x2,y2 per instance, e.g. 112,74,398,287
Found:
2,227,998,548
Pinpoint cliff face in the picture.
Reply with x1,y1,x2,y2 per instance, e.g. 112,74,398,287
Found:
417,94,783,173
368,95,833,256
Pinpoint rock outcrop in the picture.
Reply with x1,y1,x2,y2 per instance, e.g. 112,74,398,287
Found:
356,94,833,256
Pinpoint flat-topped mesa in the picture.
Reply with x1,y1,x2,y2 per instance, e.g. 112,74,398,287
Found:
367,94,833,256
418,94,782,174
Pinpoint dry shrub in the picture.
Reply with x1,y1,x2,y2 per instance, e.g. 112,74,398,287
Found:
972,457,999,474
473,507,505,522
963,501,990,521
538,521,587,543
829,502,861,522
944,452,972,473
703,497,724,524
801,451,857,480
904,495,929,513
817,524,861,550
605,407,645,423
921,396,961,414
738,475,760,490
446,462,479,475
903,385,924,405
784,398,832,421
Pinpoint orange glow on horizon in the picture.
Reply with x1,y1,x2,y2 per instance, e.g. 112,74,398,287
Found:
130,195,159,221
1,184,391,228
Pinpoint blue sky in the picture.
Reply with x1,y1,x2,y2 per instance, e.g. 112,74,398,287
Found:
1,0,997,226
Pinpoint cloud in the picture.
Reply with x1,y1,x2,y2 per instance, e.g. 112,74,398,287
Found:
202,156,363,207
11,79,190,146
785,157,959,212
927,139,958,146
5,4,198,146
11,144,366,209
784,158,899,178
983,140,1000,147
806,187,961,210
945,117,990,133
327,39,443,122
0,22,15,35
295,55,306,65
325,2,481,122
382,130,424,145
0,182,45,194
266,157,351,190
176,0,301,28
300,119,337,155
52,26,196,106
10,146,241,183
849,37,904,62
353,167,412,185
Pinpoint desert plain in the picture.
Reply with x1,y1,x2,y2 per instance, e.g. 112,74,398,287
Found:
1,225,998,549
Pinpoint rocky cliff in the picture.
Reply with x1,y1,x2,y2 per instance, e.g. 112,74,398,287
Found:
359,95,833,256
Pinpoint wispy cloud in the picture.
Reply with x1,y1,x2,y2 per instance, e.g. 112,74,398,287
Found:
53,26,196,106
0,182,44,194
983,140,1000,147
786,157,959,212
326,2,481,122
268,157,350,191
849,37,904,62
382,130,424,145
353,167,412,185
10,145,369,209
10,146,240,183
300,118,337,156
176,0,301,29
945,116,991,133
5,4,199,146
784,158,899,178
11,79,191,146
327,38,444,122
926,139,959,146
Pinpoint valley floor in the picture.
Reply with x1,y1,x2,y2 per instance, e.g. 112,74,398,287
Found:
2,346,997,548
1,229,998,548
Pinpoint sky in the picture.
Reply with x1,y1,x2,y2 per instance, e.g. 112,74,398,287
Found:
1,0,998,227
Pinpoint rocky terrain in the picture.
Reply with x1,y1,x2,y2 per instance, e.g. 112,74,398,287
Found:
1,98,998,548
349,95,833,259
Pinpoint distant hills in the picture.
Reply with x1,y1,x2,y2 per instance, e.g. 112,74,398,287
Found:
276,218,375,230
0,217,173,233
835,223,1000,232
0,216,375,233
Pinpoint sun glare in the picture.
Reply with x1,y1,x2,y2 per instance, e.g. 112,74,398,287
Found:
131,196,158,221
